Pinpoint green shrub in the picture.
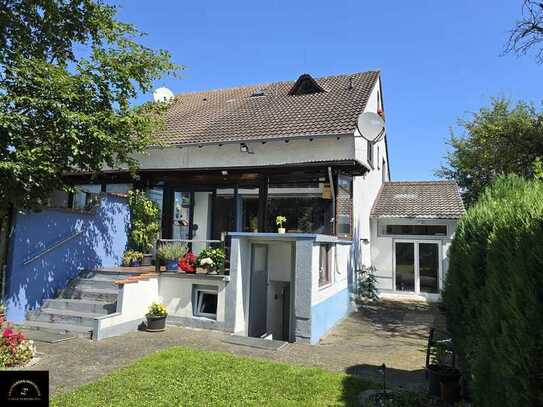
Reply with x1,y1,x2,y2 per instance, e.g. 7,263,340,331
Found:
127,190,161,253
156,243,187,261
443,175,543,406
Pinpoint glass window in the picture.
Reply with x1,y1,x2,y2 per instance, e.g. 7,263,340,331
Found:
266,182,333,234
105,184,132,194
319,244,332,287
73,184,101,210
336,174,353,238
385,224,447,236
193,288,218,319
46,190,70,208
395,242,415,291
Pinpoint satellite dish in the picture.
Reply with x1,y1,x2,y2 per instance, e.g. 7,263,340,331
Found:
153,87,175,103
356,112,385,142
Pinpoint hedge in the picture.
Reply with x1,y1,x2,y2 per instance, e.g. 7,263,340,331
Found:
443,175,543,407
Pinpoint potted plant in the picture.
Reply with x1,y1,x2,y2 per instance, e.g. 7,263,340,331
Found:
196,247,226,274
179,251,197,273
157,243,187,272
127,190,161,266
249,216,258,233
145,302,168,332
426,339,462,401
122,250,144,267
276,215,287,234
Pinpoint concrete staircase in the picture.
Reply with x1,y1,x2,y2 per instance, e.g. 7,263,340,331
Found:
23,269,136,341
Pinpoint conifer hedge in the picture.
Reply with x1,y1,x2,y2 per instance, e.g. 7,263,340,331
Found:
443,175,543,407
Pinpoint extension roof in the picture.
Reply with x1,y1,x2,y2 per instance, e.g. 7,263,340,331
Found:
371,181,465,219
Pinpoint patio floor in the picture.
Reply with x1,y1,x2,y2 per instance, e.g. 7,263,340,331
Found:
29,300,436,395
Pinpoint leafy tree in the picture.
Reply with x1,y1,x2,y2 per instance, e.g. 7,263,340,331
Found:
506,0,543,64
437,98,543,205
0,0,180,211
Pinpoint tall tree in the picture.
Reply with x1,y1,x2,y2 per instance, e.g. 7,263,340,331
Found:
437,98,543,206
0,0,180,210
506,0,543,63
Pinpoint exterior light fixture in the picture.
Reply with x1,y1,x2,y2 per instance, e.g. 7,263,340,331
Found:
221,170,228,176
240,143,249,152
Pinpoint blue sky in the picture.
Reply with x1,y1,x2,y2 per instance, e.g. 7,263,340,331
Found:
115,1,541,180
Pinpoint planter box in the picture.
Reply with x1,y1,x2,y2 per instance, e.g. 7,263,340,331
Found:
146,315,167,332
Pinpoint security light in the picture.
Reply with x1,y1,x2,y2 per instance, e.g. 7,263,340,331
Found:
240,143,249,152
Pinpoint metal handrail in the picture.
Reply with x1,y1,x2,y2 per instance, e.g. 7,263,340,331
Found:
22,230,84,265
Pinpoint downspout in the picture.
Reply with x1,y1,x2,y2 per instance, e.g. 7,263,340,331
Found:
328,167,336,235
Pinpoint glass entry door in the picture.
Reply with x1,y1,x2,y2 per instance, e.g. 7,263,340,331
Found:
394,240,440,294
172,191,192,240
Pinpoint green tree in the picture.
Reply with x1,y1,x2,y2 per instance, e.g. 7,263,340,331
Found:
0,0,180,211
437,98,543,205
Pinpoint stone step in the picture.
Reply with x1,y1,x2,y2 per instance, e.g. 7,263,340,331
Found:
23,320,93,339
43,298,116,315
27,308,103,328
81,269,148,280
20,328,76,343
61,286,119,302
77,278,117,290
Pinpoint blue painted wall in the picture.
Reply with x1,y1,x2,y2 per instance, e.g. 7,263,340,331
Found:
5,195,130,322
310,288,351,344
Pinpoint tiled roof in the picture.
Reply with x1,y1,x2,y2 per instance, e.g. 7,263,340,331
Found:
371,181,465,219
158,71,380,146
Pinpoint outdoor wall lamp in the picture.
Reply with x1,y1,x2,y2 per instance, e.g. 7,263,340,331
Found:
240,143,254,154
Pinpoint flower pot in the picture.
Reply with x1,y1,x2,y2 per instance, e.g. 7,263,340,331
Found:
277,227,286,234
165,260,179,272
427,364,461,398
207,269,218,275
131,260,141,267
142,254,153,266
145,314,167,332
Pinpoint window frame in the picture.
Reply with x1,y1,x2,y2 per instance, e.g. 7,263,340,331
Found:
193,288,218,320
367,140,374,168
382,224,448,238
318,244,333,288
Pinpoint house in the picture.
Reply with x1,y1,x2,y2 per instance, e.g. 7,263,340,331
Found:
2,71,463,343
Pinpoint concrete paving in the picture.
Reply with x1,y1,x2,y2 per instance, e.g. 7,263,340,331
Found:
29,300,436,395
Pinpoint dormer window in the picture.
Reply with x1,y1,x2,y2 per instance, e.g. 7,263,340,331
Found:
250,89,265,97
288,74,325,96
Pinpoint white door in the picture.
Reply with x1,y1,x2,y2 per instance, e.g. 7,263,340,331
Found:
394,240,441,294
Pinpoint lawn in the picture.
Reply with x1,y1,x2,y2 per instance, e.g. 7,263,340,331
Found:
52,346,373,406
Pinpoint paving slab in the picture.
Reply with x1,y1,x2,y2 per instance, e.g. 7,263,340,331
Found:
28,300,437,395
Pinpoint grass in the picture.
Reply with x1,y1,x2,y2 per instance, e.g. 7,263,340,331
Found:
52,346,373,407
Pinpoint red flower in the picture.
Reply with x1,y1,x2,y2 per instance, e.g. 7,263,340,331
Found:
179,251,196,273
2,327,13,338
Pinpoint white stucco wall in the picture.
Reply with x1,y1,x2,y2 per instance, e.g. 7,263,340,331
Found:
129,135,355,171
311,242,350,306
352,76,389,268
370,217,458,296
159,274,226,322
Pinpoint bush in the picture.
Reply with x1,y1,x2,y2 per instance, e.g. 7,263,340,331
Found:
443,175,543,406
156,243,187,261
127,190,161,253
0,324,35,368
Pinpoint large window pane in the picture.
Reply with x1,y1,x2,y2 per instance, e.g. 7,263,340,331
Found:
395,242,414,291
419,243,439,293
266,181,332,234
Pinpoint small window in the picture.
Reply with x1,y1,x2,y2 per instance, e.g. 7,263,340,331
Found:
367,140,373,167
385,225,447,236
377,146,381,169
319,244,332,287
193,287,218,319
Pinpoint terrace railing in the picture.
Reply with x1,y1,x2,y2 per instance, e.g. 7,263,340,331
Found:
154,238,228,274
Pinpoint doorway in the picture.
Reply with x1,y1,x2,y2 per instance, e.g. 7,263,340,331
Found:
249,244,268,338
394,240,441,295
